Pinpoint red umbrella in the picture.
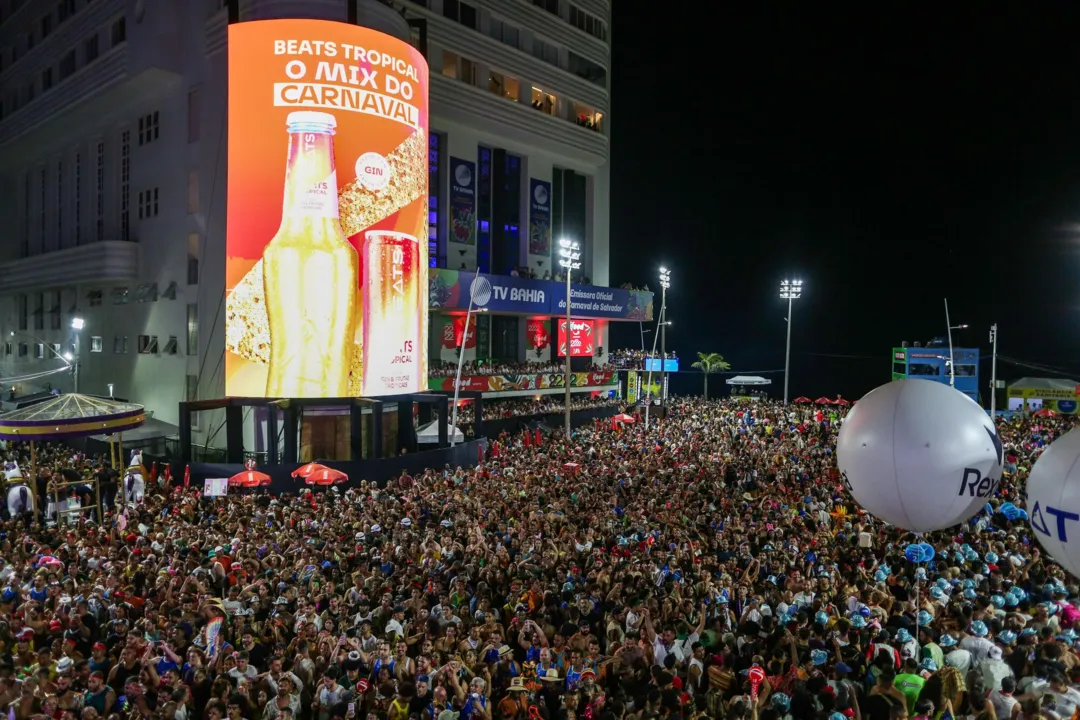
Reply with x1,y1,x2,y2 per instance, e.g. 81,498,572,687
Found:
228,470,271,488
291,462,328,479
1033,408,1057,417
834,398,851,407
814,396,834,405
305,467,348,486
613,413,636,424
793,396,812,404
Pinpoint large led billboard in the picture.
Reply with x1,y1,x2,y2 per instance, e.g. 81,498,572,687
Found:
224,20,429,398
557,319,595,357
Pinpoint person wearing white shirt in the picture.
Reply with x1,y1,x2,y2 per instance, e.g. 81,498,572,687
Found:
1020,673,1080,719
960,633,995,663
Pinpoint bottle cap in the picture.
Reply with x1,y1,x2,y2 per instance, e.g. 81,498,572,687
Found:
286,111,337,129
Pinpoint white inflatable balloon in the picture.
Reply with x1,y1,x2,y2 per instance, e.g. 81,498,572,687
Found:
837,379,1003,532
1026,427,1080,577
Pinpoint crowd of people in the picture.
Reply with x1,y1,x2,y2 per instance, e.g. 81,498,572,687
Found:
609,351,677,369
430,362,615,379
453,396,621,429
0,397,1075,720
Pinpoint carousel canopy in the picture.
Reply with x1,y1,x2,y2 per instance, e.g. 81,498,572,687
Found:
0,394,145,441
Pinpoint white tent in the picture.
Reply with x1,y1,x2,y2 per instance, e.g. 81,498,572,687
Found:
726,375,772,386
416,420,465,444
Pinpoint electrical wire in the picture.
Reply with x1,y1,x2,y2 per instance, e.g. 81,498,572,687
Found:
0,366,72,385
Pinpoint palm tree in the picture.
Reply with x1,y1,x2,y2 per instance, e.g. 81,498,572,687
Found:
692,352,731,399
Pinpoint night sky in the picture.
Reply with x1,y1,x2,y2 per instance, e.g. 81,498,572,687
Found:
609,9,1080,400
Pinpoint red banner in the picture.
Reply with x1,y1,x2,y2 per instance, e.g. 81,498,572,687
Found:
429,371,615,392
557,319,595,357
527,318,550,350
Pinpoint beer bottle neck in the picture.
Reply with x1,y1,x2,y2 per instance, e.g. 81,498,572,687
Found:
282,131,339,220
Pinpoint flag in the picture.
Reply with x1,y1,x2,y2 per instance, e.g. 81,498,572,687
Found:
163,464,172,484
150,462,158,482
183,465,190,489
534,429,542,446
523,430,531,447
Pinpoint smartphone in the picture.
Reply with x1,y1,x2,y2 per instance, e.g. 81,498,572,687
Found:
348,703,355,714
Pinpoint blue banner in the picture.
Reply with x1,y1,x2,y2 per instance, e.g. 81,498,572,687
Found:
644,358,679,372
449,157,476,245
529,178,551,256
429,269,654,321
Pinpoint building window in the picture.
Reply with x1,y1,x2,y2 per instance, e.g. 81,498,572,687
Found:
22,174,30,257
38,167,46,253
112,287,129,305
35,343,45,360
18,343,28,358
111,17,126,47
95,140,104,242
488,18,519,48
487,72,519,102
90,336,102,353
532,37,559,66
137,335,158,354
138,111,159,145
49,292,61,330
55,160,62,245
187,170,199,213
50,343,60,358
86,290,102,307
41,14,52,38
187,233,200,285
572,102,603,132
73,152,81,245
163,336,178,355
134,283,158,303
531,87,557,116
120,130,130,239
17,295,27,331
187,89,201,143
41,67,53,91
442,51,457,79
532,0,559,15
3,343,10,357
186,374,198,402
84,34,99,64
428,133,442,268
59,51,76,81
477,147,492,272
568,52,607,86
569,5,607,41
186,303,198,355
138,188,159,219
443,0,476,28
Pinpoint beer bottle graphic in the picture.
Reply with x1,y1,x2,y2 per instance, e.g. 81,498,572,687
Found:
263,111,358,398
362,230,421,394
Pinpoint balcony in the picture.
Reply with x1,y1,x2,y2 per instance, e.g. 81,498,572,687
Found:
0,241,139,294
431,73,608,167
0,44,182,153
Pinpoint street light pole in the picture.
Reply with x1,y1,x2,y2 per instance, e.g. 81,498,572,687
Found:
450,270,485,448
558,238,581,439
943,299,968,390
780,279,802,404
989,323,998,417
659,271,670,412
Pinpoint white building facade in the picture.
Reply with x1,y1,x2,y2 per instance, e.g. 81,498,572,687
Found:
0,0,611,442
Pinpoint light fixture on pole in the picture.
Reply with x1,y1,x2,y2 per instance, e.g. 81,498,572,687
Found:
645,268,670,429
943,298,967,388
558,238,581,439
450,271,490,447
70,317,84,393
779,279,802,404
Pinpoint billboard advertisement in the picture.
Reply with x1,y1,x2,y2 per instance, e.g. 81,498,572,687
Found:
438,315,477,363
449,158,476,245
224,20,429,398
429,371,616,392
528,179,551,255
430,269,653,321
526,318,550,351
557,319,595,357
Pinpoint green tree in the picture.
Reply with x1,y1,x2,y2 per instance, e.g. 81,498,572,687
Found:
691,352,731,399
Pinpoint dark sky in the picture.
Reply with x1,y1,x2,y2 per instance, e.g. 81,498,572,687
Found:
608,8,1080,400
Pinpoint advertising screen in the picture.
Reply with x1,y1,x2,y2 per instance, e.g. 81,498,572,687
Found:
557,319,595,357
224,20,429,398
643,358,679,372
